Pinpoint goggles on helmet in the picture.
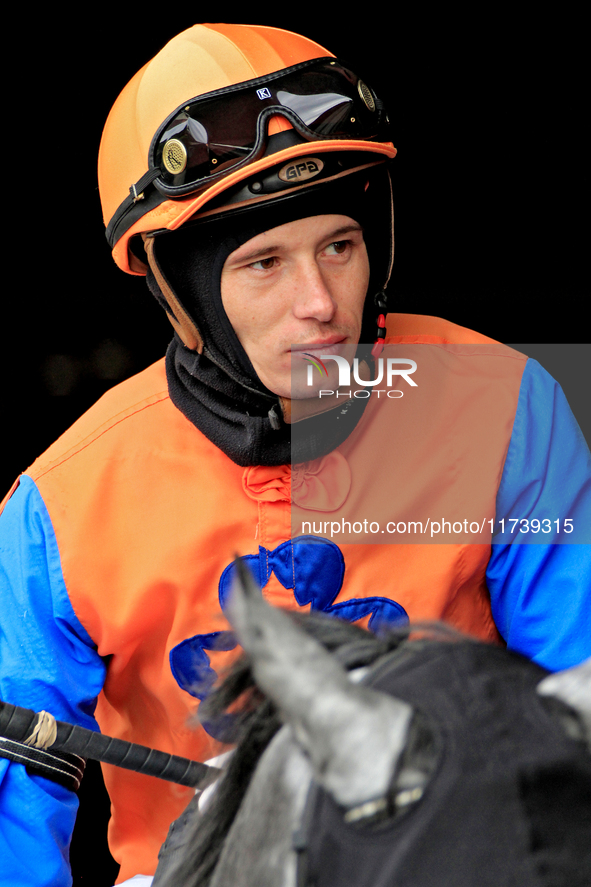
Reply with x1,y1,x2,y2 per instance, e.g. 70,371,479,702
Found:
151,57,390,198
106,57,393,257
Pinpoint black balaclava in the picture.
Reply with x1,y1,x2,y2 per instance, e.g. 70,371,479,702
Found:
146,166,392,467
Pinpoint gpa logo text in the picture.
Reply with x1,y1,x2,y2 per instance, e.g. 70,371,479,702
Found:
307,355,418,398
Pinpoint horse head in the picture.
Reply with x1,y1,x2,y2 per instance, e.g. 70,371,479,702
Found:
153,558,591,887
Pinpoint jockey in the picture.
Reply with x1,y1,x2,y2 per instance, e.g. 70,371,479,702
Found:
1,22,590,887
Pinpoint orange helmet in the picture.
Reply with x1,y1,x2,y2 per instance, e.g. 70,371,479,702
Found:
98,23,397,276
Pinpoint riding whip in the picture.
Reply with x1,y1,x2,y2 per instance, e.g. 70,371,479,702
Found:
0,699,220,791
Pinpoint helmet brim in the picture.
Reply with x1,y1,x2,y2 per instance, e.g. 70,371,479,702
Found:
115,138,396,275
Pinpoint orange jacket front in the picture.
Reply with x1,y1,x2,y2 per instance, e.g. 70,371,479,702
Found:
6,313,577,882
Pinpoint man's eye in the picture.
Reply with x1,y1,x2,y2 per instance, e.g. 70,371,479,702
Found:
251,257,277,270
327,241,349,255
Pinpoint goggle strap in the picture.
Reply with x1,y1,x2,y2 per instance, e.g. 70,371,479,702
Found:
129,168,162,203
106,173,166,249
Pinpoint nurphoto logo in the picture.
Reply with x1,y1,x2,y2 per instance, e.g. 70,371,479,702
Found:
306,355,418,398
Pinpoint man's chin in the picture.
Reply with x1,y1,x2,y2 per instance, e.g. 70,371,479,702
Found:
288,343,357,400
289,367,344,400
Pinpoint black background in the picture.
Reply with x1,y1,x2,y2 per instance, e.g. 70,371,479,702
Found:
3,9,588,884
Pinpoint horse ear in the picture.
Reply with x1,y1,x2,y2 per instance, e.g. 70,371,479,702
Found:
227,557,414,809
537,657,591,749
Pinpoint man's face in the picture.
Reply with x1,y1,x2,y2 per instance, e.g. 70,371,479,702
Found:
220,214,370,398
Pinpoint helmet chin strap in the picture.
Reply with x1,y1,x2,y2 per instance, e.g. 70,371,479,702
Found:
371,291,389,359
143,234,204,353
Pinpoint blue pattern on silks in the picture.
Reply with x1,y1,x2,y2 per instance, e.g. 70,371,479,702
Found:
169,536,409,728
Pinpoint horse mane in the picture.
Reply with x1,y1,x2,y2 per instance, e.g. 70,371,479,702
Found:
171,613,464,887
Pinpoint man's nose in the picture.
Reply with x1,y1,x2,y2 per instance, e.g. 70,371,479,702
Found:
292,261,336,322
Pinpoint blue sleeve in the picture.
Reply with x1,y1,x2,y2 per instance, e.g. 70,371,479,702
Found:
486,358,591,671
0,475,107,887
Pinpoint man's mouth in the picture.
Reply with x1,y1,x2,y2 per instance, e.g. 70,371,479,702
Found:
289,337,347,357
